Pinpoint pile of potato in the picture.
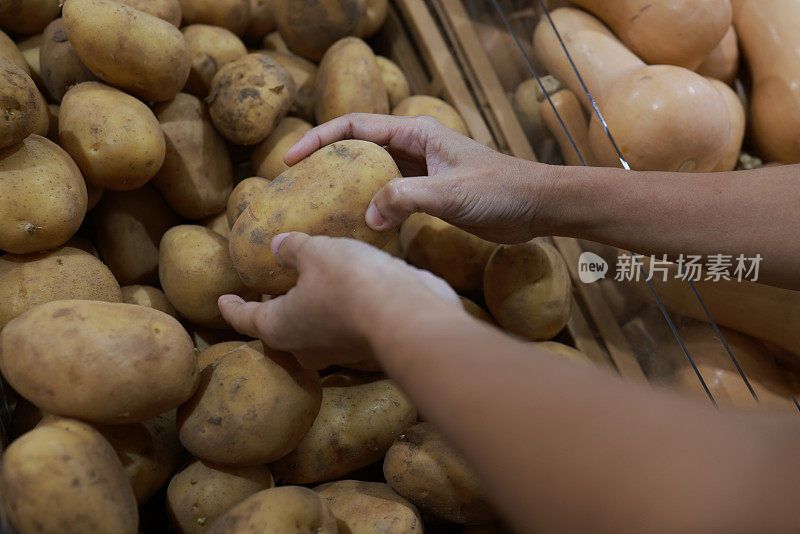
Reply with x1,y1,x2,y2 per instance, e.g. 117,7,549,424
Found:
0,0,584,531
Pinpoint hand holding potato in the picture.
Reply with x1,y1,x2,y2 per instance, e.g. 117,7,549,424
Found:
284,113,555,244
220,232,460,369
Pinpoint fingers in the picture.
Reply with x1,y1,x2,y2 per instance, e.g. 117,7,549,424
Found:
218,295,270,339
271,232,312,270
283,113,433,166
366,176,452,230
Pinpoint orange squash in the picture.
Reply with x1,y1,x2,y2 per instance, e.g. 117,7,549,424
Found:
708,78,746,171
540,88,594,166
569,0,732,70
534,8,731,172
696,25,739,84
733,0,800,163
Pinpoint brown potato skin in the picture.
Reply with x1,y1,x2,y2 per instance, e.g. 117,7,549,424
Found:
226,176,271,228
250,116,312,180
0,59,45,149
179,0,250,35
376,55,411,108
272,0,362,61
119,0,182,25
401,213,496,292
16,33,44,89
167,459,274,534
178,344,322,466
0,0,60,34
159,225,259,328
59,82,166,190
1,418,138,534
393,95,469,136
270,379,416,484
0,246,121,329
197,339,261,370
63,0,191,101
315,36,388,123
208,53,296,145
243,0,275,43
153,93,233,219
93,410,185,505
315,480,423,533
261,50,317,121
0,300,200,424
0,29,28,72
206,486,337,534
182,24,247,97
204,211,230,238
384,422,495,525
92,186,181,286
121,284,179,318
0,134,87,254
460,296,495,324
483,239,572,341
40,18,98,102
230,140,399,294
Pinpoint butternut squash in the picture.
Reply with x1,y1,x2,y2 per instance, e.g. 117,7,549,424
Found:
568,0,732,70
696,25,739,84
534,8,731,172
540,87,594,166
708,78,746,171
733,0,800,163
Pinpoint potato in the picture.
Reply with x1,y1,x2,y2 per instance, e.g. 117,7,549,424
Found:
382,231,402,257
152,93,233,219
354,0,387,37
0,246,121,329
94,411,185,504
40,17,97,102
460,296,495,324
15,33,44,89
243,0,274,43
251,116,312,180
0,29,28,72
0,134,86,254
159,225,259,328
319,370,383,387
167,459,274,533
182,24,247,97
0,59,46,149
315,480,423,533
484,239,572,341
204,211,230,238
207,486,337,534
226,176,271,228
533,341,592,364
179,0,250,35
315,36,388,123
92,186,180,286
63,234,97,256
0,300,199,424
230,140,399,294
393,95,469,136
190,326,250,352
119,0,182,25
270,379,416,484
60,82,165,190
45,102,60,140
208,53,296,145
10,397,46,440
376,55,411,108
1,418,138,534
384,422,494,525
261,30,289,53
0,0,60,34
262,50,317,121
197,339,261,370
401,213,497,292
121,284,178,318
62,0,191,102
272,0,363,61
178,344,322,465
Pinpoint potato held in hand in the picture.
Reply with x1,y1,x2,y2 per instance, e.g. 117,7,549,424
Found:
0,300,199,424
178,344,322,466
230,140,400,294
484,239,572,341
159,225,258,328
63,0,191,101
0,135,87,254
1,418,138,534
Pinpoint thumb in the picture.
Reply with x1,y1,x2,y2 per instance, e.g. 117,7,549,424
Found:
366,176,450,230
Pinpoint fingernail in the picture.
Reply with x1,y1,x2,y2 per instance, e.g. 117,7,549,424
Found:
218,294,241,307
271,233,290,255
365,203,386,229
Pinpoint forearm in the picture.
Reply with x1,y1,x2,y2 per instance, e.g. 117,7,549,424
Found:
369,307,800,533
537,163,800,289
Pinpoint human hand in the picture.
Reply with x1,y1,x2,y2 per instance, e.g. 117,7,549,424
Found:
218,232,461,369
284,113,559,243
